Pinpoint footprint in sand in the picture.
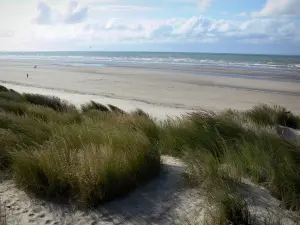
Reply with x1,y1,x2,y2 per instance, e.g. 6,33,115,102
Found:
45,219,52,224
39,214,46,218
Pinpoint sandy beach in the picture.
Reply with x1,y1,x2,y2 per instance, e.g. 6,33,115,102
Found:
1,0,300,223
1,60,300,118
1,59,300,225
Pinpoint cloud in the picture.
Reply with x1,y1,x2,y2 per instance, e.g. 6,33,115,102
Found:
92,5,159,12
34,1,54,24
34,1,88,25
64,1,88,24
4,2,300,51
80,16,300,45
252,0,300,17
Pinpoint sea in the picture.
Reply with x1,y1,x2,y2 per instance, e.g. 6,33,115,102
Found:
1,51,300,81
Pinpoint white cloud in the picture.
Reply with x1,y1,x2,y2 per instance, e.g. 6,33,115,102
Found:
80,16,300,45
34,1,89,25
252,0,300,17
92,5,159,12
64,1,89,23
35,1,54,24
0,0,299,50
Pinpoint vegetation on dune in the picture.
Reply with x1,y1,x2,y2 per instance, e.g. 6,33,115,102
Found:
244,104,300,129
0,86,161,207
81,100,110,112
162,111,300,211
0,85,9,92
131,108,151,118
23,93,76,113
158,107,300,222
12,117,161,206
108,104,127,114
0,90,25,103
0,84,299,222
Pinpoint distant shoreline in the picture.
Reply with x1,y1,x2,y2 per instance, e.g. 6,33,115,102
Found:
1,58,300,83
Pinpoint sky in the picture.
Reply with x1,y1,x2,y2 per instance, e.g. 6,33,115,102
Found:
0,0,300,54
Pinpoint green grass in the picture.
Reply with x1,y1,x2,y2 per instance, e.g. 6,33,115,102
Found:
108,104,126,114
0,86,161,207
0,91,25,102
12,115,161,206
160,110,300,215
160,110,300,224
81,101,110,112
23,93,77,113
216,194,253,225
244,104,300,129
0,85,9,92
131,108,151,118
0,83,299,222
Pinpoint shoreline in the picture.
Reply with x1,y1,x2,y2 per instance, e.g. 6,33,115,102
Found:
1,59,300,83
1,60,300,115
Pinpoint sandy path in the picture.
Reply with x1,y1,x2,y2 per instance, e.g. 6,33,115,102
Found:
1,157,299,225
0,157,205,225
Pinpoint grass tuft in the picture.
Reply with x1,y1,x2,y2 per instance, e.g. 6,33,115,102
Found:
0,91,24,103
244,104,300,129
81,101,110,112
12,116,161,207
131,108,150,118
0,85,9,92
23,93,76,113
108,104,127,114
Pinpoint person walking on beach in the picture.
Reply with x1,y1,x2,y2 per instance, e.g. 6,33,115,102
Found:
26,74,29,78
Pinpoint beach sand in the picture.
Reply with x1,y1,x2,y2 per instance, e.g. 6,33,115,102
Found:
1,61,300,118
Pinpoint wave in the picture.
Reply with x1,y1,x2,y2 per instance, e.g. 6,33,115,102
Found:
0,53,300,70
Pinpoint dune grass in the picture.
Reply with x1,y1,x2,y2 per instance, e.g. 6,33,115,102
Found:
161,111,300,211
0,91,25,103
0,85,161,207
23,93,76,113
81,100,110,112
0,85,9,92
11,115,161,206
108,104,127,114
243,104,300,129
0,84,299,221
